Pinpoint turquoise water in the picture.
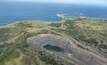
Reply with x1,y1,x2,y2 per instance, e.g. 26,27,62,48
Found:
0,2,107,25
44,44,64,52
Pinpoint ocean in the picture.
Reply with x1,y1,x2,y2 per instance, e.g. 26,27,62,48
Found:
0,2,107,25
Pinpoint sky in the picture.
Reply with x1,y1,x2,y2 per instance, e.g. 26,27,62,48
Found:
1,0,107,6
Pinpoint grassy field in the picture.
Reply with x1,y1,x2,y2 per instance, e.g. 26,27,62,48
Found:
0,19,107,65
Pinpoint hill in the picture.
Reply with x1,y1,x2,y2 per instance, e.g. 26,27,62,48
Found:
0,19,107,65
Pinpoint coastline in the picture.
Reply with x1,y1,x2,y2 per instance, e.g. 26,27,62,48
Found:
0,17,106,29
0,20,53,28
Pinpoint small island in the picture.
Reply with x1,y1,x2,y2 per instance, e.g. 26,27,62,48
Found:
0,18,107,65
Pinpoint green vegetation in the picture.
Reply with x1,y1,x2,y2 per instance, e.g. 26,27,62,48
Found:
98,44,107,49
0,19,107,65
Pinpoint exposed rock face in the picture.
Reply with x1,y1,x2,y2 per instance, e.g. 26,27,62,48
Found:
28,34,71,52
28,34,107,65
